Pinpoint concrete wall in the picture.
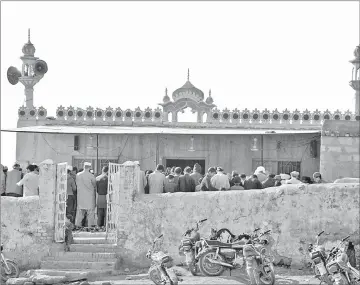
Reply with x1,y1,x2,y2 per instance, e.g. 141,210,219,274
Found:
118,184,360,269
16,132,320,177
0,160,56,269
320,120,360,182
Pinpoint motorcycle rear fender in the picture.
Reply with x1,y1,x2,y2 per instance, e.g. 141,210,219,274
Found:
243,245,259,258
327,263,339,274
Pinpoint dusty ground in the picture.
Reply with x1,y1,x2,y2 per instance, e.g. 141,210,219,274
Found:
89,266,321,285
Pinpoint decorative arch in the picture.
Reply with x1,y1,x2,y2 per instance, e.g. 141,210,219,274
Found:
159,97,215,123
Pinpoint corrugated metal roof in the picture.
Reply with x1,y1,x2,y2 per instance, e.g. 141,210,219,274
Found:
1,125,321,135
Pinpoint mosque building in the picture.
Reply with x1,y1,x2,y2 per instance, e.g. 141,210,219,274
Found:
3,31,360,178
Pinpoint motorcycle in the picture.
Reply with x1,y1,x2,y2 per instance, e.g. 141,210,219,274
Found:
308,230,333,285
178,218,207,276
146,234,179,285
198,227,275,284
326,235,360,285
1,244,20,283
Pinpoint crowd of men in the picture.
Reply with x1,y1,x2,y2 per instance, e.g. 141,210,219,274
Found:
139,163,326,194
0,161,108,229
0,163,40,197
1,160,327,229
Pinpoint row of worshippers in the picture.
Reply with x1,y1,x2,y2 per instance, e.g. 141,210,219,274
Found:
65,162,109,228
0,163,40,197
137,163,327,194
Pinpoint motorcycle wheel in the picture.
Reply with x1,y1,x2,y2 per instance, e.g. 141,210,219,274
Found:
259,265,275,285
334,273,350,285
188,260,199,276
1,260,20,282
166,268,178,285
148,266,165,285
199,250,226,277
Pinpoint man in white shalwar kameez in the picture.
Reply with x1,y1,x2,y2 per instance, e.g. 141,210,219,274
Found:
75,162,96,227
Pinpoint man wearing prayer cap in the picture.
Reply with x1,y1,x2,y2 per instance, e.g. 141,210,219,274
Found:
254,166,267,183
286,171,301,184
279,173,291,185
75,162,96,227
134,161,147,195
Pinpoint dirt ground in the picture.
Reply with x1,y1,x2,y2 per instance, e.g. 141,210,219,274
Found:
89,266,321,285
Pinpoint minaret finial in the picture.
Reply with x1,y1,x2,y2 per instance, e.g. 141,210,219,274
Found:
187,68,190,81
165,87,168,96
28,28,31,43
209,89,212,97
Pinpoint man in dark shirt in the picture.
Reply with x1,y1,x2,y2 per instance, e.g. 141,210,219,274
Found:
200,167,218,191
244,174,263,190
96,166,108,227
262,173,276,188
178,166,196,192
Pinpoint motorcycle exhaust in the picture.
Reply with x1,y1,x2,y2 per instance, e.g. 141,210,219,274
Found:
207,258,234,268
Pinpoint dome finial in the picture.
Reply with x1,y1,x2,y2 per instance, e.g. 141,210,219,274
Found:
28,28,31,43
165,87,168,96
209,89,212,97
187,68,190,81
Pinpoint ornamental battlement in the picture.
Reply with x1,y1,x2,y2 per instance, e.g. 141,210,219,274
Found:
17,105,360,129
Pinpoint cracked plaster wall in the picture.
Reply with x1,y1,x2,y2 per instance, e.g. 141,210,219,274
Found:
0,162,56,270
120,183,360,269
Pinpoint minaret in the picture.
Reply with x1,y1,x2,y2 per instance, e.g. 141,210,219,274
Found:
8,29,48,108
349,45,360,114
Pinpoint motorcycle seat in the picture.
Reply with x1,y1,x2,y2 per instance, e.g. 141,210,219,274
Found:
205,240,244,249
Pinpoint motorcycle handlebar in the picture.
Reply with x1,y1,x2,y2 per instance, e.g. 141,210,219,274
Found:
199,219,207,223
342,235,350,242
260,230,271,237
317,230,324,237
254,227,261,232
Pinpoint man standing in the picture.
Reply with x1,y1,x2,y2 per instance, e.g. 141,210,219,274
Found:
190,163,203,187
75,162,96,227
179,166,196,192
96,166,108,227
1,164,6,196
262,173,276,188
148,164,166,194
211,167,230,191
17,165,39,196
5,163,23,197
200,167,218,191
135,161,147,195
286,171,301,184
243,174,263,190
66,166,77,224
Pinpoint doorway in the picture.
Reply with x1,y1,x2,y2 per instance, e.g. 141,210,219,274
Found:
165,159,206,175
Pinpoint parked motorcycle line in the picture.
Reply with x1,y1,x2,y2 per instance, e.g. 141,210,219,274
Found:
178,218,207,276
1,244,20,283
146,234,179,285
197,227,276,285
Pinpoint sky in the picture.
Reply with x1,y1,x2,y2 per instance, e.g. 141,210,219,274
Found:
1,1,359,167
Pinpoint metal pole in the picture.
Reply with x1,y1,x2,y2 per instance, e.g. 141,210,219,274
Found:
155,134,159,166
96,134,99,175
260,135,264,166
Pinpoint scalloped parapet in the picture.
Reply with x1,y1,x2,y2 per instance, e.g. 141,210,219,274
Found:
18,106,360,128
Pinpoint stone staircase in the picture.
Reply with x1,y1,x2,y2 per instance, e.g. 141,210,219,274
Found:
33,232,121,280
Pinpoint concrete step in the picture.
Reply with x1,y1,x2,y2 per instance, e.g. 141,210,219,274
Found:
73,232,107,238
40,260,116,270
70,244,118,253
73,237,109,244
30,269,121,281
47,251,117,261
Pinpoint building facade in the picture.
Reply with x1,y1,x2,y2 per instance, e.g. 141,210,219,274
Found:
4,34,360,179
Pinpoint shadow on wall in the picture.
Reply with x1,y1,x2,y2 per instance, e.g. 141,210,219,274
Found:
119,183,360,270
1,196,54,270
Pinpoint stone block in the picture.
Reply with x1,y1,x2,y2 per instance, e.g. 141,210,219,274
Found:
6,278,32,285
30,275,67,284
